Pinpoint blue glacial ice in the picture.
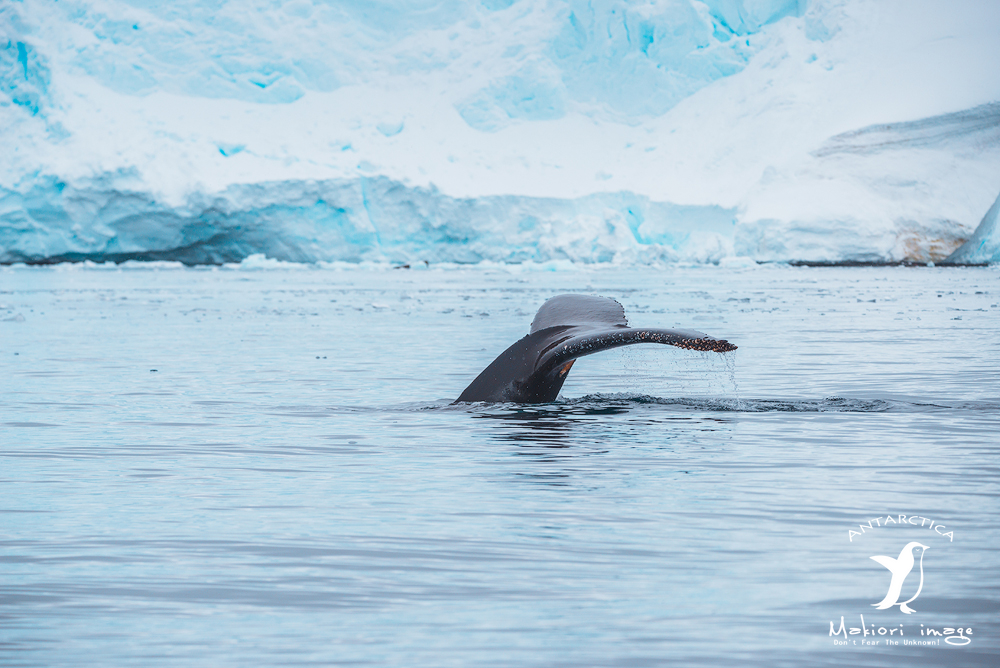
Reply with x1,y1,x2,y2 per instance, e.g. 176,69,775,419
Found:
1,33,50,116
0,173,736,265
945,189,1000,265
1,0,999,265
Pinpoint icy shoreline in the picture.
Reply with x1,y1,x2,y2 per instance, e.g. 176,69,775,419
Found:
0,175,741,266
2,165,998,266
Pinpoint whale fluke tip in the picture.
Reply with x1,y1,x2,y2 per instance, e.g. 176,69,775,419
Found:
679,338,737,353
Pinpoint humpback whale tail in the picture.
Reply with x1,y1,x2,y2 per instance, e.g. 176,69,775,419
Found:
456,294,737,403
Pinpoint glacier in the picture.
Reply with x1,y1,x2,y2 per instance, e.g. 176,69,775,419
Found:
2,0,1000,265
0,174,737,264
944,189,1000,265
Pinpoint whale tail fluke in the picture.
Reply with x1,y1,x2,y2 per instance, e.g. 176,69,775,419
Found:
456,294,737,404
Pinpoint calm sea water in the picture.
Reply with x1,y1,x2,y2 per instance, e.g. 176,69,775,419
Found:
2,263,998,667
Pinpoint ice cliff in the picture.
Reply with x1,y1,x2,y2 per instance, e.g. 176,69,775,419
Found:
2,0,999,265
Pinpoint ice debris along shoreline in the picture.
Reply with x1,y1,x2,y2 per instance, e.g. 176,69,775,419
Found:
2,0,1000,265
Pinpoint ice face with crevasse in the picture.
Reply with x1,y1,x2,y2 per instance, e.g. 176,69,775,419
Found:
1,0,999,265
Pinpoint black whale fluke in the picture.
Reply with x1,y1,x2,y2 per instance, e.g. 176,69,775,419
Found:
456,294,737,404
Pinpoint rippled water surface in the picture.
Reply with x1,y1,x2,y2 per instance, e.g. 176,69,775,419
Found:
2,264,999,667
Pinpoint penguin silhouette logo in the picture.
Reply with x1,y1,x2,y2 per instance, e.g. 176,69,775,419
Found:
870,542,928,614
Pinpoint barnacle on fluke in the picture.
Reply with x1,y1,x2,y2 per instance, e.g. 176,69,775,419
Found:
456,294,737,403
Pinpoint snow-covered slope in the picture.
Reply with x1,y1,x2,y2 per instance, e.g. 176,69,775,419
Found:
2,0,999,264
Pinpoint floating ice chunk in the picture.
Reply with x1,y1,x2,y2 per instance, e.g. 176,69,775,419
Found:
718,255,759,269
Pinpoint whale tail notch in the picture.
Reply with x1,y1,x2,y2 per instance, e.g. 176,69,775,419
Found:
456,294,737,404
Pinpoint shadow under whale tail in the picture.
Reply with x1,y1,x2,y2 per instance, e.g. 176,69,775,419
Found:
456,294,737,404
